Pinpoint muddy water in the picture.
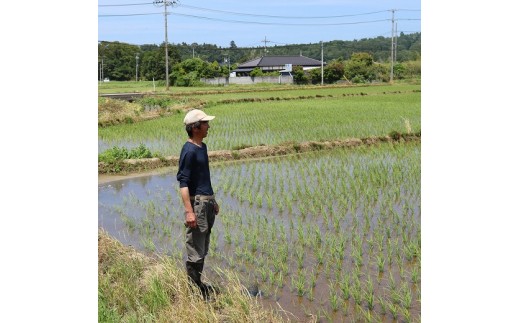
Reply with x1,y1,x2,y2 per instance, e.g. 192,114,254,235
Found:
99,145,421,322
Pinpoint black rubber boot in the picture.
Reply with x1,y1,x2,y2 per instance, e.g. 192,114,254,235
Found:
186,261,202,290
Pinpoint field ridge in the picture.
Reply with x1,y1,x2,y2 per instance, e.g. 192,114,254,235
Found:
98,133,420,175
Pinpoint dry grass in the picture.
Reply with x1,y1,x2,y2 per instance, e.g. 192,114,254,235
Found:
98,230,289,322
98,98,143,127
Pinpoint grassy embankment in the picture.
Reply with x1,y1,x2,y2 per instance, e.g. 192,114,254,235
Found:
99,230,291,322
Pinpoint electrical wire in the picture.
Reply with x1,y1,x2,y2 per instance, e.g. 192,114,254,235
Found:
178,4,390,19
169,12,391,26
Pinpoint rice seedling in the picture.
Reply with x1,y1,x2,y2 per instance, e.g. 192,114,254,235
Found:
410,265,420,286
314,246,325,265
402,307,412,323
291,270,306,297
339,272,351,300
376,254,386,273
399,282,413,310
377,295,387,315
365,277,375,310
329,288,340,312
351,280,363,306
387,300,399,320
307,286,315,301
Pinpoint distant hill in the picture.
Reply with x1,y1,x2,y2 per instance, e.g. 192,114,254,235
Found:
169,32,420,64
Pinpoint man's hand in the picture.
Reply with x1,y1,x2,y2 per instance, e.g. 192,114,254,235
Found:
214,202,220,215
185,211,197,228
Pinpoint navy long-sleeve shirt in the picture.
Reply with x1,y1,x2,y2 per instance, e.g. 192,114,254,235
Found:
176,141,214,196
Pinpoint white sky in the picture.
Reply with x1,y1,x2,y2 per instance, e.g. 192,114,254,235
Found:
98,0,421,47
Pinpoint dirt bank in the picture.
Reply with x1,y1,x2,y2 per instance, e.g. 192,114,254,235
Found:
98,133,420,182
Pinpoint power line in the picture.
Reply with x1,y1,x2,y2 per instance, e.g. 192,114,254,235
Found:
98,2,420,18
168,12,391,26
99,13,162,17
98,11,394,26
178,4,391,19
99,2,150,7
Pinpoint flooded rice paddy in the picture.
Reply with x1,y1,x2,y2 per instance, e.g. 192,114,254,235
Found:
98,142,420,322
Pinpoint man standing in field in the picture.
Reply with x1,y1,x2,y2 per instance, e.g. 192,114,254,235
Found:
177,109,219,299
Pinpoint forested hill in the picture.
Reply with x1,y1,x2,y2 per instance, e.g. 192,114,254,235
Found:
100,32,420,65
177,32,420,63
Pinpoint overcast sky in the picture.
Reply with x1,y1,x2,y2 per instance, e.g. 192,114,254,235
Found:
98,0,421,47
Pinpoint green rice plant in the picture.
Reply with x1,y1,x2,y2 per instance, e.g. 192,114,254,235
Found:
120,213,136,232
309,269,318,288
411,264,420,285
388,271,397,291
268,270,276,286
339,273,351,300
387,300,399,320
364,277,375,310
399,282,413,309
356,304,379,323
329,288,340,312
351,279,363,305
314,246,325,265
291,270,306,297
404,241,417,261
141,237,156,253
246,190,254,205
224,229,232,244
258,266,268,282
352,247,363,267
307,286,315,301
276,271,284,288
333,213,341,232
255,193,263,208
295,247,305,269
313,225,322,248
377,295,387,315
376,254,386,273
265,194,273,210
366,237,375,254
402,307,412,323
249,236,258,253
390,287,401,305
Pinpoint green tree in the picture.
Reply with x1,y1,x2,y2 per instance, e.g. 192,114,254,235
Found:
323,59,345,83
98,41,140,81
345,52,375,83
249,67,263,77
292,66,309,84
129,43,180,81
309,68,322,84
170,57,224,86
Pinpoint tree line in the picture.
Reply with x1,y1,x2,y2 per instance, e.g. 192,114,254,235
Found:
98,32,420,85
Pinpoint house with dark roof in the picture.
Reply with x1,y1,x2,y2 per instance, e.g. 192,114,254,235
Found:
232,55,325,76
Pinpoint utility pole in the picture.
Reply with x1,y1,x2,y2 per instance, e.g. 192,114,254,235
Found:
262,36,271,55
390,9,395,83
320,41,324,85
135,54,139,81
154,0,176,90
394,22,398,65
224,56,231,76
